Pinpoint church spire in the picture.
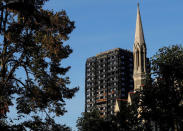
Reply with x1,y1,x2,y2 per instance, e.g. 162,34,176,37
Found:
133,3,147,91
134,3,145,44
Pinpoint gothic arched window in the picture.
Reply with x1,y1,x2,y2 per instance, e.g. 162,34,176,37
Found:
136,50,139,70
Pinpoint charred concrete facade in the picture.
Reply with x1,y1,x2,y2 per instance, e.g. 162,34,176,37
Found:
85,48,133,116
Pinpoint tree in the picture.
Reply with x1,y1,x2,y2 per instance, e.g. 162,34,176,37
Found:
0,0,78,130
76,103,141,131
111,101,140,131
134,45,183,130
76,109,114,131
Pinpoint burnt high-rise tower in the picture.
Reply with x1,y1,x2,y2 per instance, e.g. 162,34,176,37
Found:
85,48,133,116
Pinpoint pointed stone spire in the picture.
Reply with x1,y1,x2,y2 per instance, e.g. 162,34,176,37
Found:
134,3,145,44
133,3,147,91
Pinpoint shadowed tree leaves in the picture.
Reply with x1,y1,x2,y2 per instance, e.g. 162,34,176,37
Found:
0,116,71,131
0,0,78,130
134,45,183,130
76,109,113,131
76,104,140,131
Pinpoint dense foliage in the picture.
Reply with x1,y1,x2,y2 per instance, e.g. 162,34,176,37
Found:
76,109,113,131
77,103,140,131
134,45,183,130
0,0,78,130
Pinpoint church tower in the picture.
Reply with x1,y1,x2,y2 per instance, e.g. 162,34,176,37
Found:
133,4,147,91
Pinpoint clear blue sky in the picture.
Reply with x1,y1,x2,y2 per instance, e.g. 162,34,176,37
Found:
43,0,183,130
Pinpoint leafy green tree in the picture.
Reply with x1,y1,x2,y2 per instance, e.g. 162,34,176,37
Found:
110,101,142,131
20,116,71,131
134,45,183,131
0,0,78,130
77,109,114,131
77,103,141,131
